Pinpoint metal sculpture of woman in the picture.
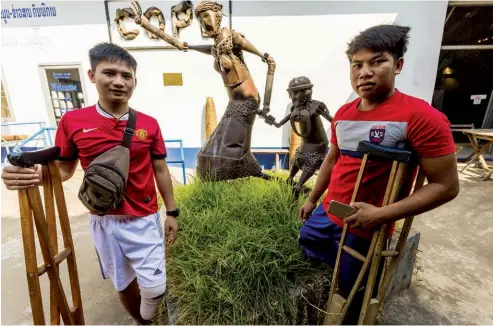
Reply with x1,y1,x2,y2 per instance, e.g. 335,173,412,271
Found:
265,76,333,198
130,0,276,182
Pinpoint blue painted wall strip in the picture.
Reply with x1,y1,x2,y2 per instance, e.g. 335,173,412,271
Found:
2,146,291,169
4,146,491,169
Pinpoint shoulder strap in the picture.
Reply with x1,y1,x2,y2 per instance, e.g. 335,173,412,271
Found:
121,108,137,148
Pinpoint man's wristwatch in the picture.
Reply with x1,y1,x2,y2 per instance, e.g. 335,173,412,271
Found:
166,208,180,218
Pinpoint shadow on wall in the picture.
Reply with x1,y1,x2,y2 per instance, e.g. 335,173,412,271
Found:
201,101,206,146
281,102,292,148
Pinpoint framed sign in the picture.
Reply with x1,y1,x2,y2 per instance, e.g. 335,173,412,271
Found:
105,0,230,50
38,64,88,127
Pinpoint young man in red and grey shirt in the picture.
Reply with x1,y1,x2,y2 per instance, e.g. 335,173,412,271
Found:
298,25,459,324
2,43,177,324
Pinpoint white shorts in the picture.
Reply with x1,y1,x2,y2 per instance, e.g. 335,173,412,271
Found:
89,212,166,292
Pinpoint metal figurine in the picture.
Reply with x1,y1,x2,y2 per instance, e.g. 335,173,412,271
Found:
264,76,333,197
131,0,276,182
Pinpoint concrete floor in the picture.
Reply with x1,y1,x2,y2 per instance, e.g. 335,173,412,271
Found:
1,165,189,325
381,164,493,324
1,163,492,325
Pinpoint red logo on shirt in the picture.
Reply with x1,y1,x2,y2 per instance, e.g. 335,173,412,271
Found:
135,128,148,140
369,125,386,144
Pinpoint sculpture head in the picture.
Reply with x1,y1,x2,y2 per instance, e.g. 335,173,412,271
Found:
287,76,313,107
194,0,223,38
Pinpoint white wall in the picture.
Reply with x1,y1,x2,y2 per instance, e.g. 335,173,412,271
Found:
1,0,448,149
232,0,448,147
1,1,109,138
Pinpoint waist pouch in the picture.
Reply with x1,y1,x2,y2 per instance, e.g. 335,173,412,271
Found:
78,108,136,216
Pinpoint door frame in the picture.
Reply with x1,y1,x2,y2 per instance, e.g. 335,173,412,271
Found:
1,67,15,122
442,1,493,50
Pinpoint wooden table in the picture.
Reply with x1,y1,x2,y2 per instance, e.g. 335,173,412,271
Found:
458,129,493,181
251,148,289,171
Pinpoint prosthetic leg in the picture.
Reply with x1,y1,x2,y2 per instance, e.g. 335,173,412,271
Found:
324,141,425,325
7,147,85,325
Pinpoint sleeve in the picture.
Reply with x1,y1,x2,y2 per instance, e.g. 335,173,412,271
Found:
151,121,167,159
330,119,338,146
55,115,78,161
330,106,343,146
407,105,456,158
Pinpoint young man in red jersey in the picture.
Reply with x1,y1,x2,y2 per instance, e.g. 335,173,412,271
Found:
2,43,178,324
298,25,459,324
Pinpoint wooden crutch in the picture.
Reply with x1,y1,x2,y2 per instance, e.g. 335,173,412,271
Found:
358,170,426,325
7,146,85,325
323,141,418,325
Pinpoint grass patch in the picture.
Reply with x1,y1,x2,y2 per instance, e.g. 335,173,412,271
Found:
156,173,331,325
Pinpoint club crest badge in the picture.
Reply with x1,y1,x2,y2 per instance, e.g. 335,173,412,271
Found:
369,125,386,144
135,128,148,140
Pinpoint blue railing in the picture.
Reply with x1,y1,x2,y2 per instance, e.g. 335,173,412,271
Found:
1,122,56,164
165,139,187,184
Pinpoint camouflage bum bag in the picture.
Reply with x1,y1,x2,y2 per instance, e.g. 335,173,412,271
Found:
78,108,137,216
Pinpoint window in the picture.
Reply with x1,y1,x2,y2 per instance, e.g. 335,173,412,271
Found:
40,65,87,126
1,70,14,121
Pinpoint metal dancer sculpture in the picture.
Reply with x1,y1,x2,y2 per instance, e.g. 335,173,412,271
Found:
264,77,333,197
130,0,276,182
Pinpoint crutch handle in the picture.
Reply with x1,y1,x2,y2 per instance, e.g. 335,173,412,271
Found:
357,141,414,163
7,146,61,168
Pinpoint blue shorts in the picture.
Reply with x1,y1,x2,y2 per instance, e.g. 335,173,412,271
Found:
299,204,381,324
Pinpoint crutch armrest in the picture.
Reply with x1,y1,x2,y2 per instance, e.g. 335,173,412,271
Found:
7,146,61,167
357,141,414,163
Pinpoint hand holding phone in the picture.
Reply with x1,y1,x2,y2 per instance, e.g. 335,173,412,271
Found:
327,200,358,219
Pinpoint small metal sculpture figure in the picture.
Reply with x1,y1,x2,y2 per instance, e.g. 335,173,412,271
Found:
171,1,193,38
131,0,276,182
265,76,333,197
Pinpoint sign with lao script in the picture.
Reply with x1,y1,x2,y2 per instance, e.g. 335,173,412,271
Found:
1,1,105,27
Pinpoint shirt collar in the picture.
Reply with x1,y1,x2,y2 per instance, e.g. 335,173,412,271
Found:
96,102,129,121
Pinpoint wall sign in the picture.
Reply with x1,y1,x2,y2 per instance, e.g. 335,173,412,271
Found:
1,2,56,25
471,94,487,105
163,73,183,86
1,1,106,27
43,68,85,125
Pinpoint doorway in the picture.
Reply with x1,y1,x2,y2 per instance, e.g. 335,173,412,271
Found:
432,2,493,146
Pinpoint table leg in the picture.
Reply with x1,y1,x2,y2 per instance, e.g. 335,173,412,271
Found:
461,135,490,174
483,169,493,181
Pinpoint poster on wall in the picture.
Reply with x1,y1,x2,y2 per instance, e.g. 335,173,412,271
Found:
105,0,230,49
43,68,86,125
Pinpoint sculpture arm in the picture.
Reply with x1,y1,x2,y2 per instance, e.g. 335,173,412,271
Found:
232,32,275,112
275,114,291,128
316,102,333,122
186,44,213,55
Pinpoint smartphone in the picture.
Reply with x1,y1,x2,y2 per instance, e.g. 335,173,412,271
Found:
327,200,357,219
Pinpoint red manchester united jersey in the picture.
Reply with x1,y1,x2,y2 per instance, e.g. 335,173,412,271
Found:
323,89,456,240
55,104,167,216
